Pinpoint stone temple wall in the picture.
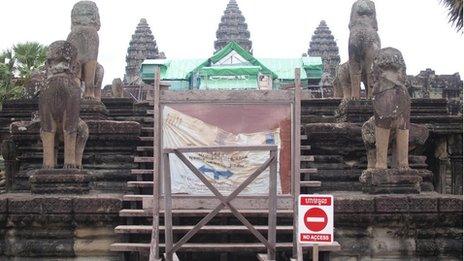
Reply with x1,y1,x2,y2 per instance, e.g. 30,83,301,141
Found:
0,98,142,260
0,96,462,260
301,98,462,260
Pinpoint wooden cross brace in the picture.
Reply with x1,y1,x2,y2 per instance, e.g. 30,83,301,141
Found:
163,149,277,260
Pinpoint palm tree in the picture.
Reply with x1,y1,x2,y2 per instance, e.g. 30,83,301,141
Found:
441,0,463,32
12,42,47,81
0,49,16,105
0,42,47,105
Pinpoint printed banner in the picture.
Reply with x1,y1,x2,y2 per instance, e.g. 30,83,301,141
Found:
163,106,281,195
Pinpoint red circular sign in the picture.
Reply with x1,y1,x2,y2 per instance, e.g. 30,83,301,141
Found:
304,207,328,232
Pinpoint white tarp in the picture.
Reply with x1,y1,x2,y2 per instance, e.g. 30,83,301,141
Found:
163,106,281,195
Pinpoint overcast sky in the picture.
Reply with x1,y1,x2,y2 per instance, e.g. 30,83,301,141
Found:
0,0,462,86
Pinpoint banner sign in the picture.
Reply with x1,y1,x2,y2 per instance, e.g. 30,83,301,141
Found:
163,106,281,194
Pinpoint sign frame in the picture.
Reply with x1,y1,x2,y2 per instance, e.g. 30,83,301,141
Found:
297,194,334,245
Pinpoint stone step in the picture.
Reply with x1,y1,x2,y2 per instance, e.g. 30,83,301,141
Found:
138,144,311,151
140,137,154,142
300,181,322,187
300,155,315,162
115,225,293,234
144,117,154,123
136,146,154,152
146,110,154,115
134,157,153,163
127,181,153,188
141,127,154,133
119,209,293,218
119,209,147,217
131,169,153,175
125,178,319,189
123,194,150,201
110,242,293,253
110,242,340,253
300,168,317,174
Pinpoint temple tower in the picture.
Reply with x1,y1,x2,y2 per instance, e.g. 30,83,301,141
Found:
308,20,340,79
214,0,252,52
124,18,164,85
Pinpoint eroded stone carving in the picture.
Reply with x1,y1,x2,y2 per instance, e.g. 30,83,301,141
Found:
371,47,411,169
348,0,381,98
24,71,46,98
362,116,429,169
111,78,123,98
94,62,104,100
67,0,100,100
333,61,351,99
39,40,89,169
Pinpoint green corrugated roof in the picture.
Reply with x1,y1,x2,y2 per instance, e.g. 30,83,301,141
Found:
189,41,278,79
260,57,323,80
199,65,261,77
200,77,258,90
142,58,204,80
140,43,323,82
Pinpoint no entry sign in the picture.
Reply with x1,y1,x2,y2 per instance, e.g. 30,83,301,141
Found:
298,195,334,244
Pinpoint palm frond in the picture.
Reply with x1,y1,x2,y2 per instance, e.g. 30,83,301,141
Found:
441,0,463,32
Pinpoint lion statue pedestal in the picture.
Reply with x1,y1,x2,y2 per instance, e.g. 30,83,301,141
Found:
29,169,90,194
359,168,422,194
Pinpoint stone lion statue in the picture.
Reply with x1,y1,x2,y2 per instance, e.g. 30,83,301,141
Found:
362,116,429,170
370,47,411,170
94,62,104,100
39,40,89,169
348,0,381,99
67,0,101,100
111,78,124,98
333,61,351,99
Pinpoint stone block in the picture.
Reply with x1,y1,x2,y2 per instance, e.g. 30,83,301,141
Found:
335,196,374,213
360,169,422,194
29,169,90,194
375,195,410,213
8,197,72,214
335,99,373,123
438,196,463,213
408,195,438,212
73,197,121,214
80,99,109,120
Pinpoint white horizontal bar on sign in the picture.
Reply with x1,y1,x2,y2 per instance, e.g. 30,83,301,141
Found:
306,217,325,223
163,145,277,153
142,195,293,211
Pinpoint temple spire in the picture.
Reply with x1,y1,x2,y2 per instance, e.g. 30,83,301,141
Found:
124,18,165,85
214,0,252,52
308,20,340,79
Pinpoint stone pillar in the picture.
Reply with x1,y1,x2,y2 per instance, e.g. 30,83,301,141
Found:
448,134,463,195
450,155,463,194
1,139,18,192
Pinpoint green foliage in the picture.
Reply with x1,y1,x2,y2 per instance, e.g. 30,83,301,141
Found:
13,42,47,81
0,42,47,106
441,0,463,32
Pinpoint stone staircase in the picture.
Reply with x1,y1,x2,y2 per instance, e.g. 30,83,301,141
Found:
110,101,322,260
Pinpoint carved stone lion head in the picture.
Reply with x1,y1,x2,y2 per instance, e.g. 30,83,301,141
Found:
45,41,79,78
71,1,100,30
373,47,407,83
354,0,376,16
